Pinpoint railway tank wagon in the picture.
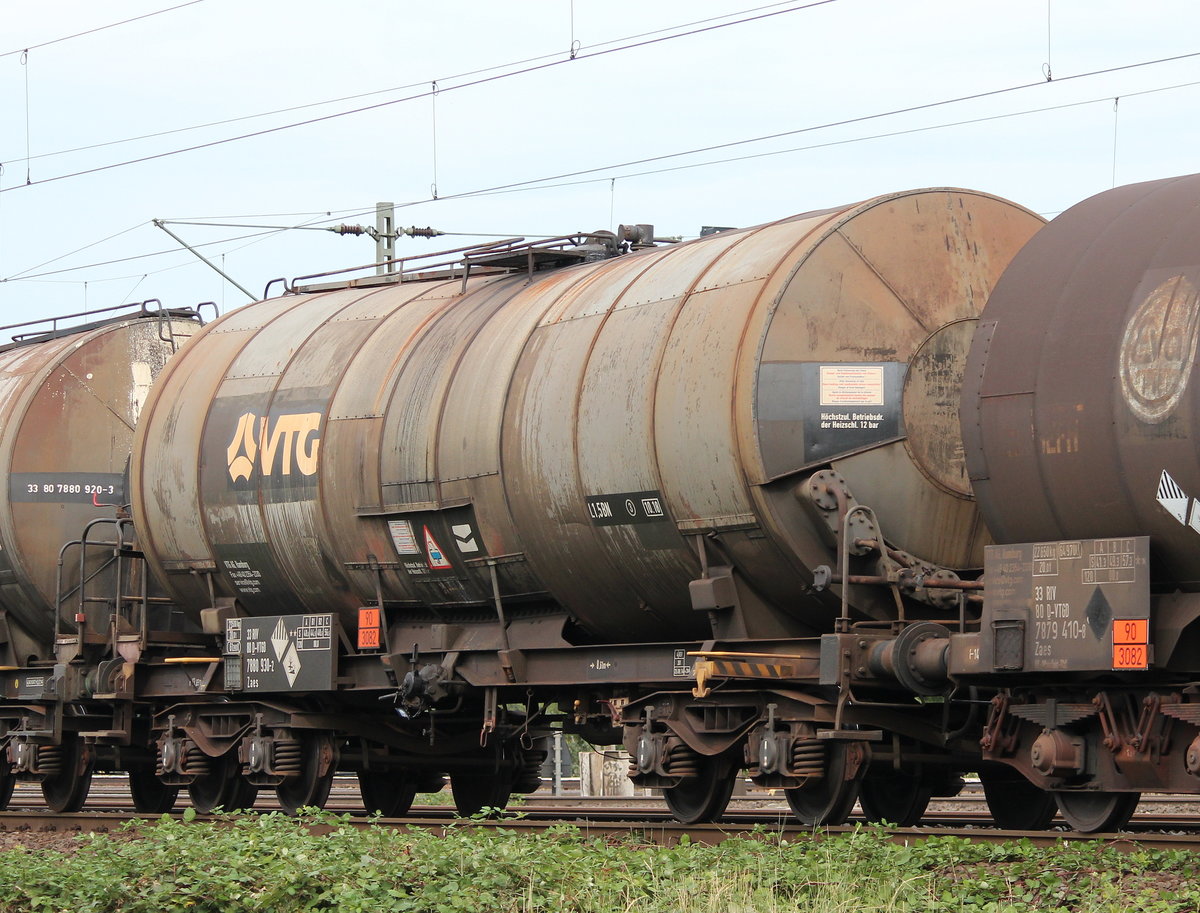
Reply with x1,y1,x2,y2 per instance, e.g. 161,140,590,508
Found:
952,172,1200,831
0,303,204,811
124,188,1044,820
10,176,1200,833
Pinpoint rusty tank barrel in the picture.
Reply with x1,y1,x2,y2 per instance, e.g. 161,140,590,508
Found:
963,172,1200,589
132,189,1042,642
0,312,197,656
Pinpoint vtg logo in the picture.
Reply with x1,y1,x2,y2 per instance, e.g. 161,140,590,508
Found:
226,412,322,483
1119,274,1200,424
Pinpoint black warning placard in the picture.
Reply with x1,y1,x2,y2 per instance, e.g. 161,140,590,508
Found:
586,490,668,526
982,537,1150,673
224,613,336,692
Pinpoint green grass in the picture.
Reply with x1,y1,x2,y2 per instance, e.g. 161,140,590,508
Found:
0,813,1196,912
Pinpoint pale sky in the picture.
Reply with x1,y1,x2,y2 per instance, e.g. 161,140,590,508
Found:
2,0,1198,324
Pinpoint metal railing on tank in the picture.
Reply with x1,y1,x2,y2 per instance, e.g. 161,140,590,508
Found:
0,299,216,353
274,231,624,297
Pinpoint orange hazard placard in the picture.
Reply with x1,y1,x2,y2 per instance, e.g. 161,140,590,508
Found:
1113,618,1149,644
1112,643,1148,670
1111,616,1149,670
358,608,381,650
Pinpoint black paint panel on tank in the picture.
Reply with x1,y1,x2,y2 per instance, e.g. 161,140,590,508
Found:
757,361,905,476
214,392,324,503
384,506,491,605
212,541,304,614
585,491,676,549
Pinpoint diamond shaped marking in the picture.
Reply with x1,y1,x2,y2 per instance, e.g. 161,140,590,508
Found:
271,618,289,661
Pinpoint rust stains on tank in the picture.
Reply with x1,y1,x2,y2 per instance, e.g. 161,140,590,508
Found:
0,316,193,648
134,191,1044,643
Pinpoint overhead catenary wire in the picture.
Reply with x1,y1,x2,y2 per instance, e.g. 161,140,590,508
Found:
159,219,555,239
297,66,1200,214
0,1,207,59
6,30,1200,286
5,222,146,280
3,38,1197,208
1112,96,1121,187
118,274,148,306
7,72,1198,286
15,254,230,285
430,82,439,200
468,79,1200,199
21,51,30,183
3,206,370,281
190,209,370,261
158,221,371,232
1043,0,1054,81
570,0,580,59
124,60,1200,240
0,0,838,194
1,0,816,167
2,227,287,282
1,4,1194,317
168,209,348,220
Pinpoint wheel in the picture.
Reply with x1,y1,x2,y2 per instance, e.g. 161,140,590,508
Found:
1053,790,1140,833
128,765,179,814
275,734,338,816
663,757,737,825
229,774,259,811
785,741,862,826
451,772,512,817
858,769,933,826
358,770,418,817
979,766,1056,830
188,751,258,813
40,736,93,813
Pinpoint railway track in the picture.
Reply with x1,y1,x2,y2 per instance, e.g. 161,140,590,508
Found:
0,809,1197,853
1,777,1199,851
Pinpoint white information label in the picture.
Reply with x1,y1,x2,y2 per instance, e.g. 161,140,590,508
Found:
451,523,480,553
388,518,422,555
819,366,885,406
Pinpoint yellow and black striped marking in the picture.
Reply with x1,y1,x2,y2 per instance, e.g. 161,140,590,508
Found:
690,651,810,697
